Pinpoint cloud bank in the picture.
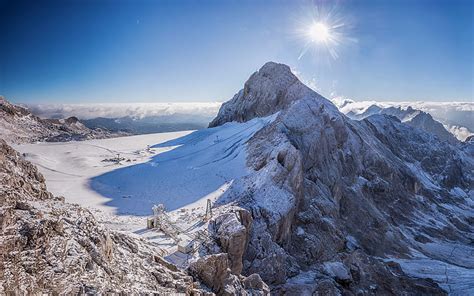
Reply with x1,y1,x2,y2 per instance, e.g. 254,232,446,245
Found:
23,100,472,140
24,102,222,120
331,98,474,141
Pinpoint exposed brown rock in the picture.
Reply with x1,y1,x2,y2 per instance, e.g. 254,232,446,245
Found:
188,253,269,296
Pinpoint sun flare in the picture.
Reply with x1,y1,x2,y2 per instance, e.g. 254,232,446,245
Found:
296,4,356,61
309,22,330,43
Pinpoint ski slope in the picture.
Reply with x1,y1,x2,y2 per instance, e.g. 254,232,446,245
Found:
14,115,274,230
14,131,192,214
14,115,275,259
90,116,274,215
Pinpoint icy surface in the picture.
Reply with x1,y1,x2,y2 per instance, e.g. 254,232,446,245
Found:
15,115,274,255
90,115,275,215
392,256,474,295
15,131,192,214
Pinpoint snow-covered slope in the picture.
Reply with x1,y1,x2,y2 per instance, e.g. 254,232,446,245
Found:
15,131,193,214
0,96,114,144
89,115,276,215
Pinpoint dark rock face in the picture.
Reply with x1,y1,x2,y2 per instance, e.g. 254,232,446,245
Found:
0,139,203,294
209,62,473,294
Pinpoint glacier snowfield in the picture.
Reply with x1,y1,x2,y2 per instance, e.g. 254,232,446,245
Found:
13,117,272,258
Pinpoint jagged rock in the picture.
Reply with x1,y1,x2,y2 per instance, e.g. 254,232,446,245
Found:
0,96,116,144
208,62,473,294
323,262,352,284
209,62,322,127
188,253,269,296
0,139,203,294
242,273,266,291
214,209,252,274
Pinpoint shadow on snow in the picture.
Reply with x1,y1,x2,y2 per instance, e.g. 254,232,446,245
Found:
88,118,270,216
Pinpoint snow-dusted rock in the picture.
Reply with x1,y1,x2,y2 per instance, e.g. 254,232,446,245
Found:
0,139,203,294
209,62,324,127
207,61,472,294
0,96,115,144
188,253,269,295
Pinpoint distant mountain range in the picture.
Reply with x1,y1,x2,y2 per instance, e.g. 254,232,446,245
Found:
344,104,458,144
0,97,120,144
20,98,472,142
332,98,473,141
24,102,220,135
81,114,213,135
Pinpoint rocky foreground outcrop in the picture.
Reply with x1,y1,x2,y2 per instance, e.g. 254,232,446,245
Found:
0,139,202,294
0,138,274,295
188,208,270,295
205,62,474,294
0,97,114,144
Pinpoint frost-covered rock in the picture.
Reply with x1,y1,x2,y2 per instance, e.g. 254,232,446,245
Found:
188,253,269,295
207,61,473,294
0,96,116,144
0,139,203,294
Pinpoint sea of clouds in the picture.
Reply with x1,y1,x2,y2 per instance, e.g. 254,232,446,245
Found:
331,98,473,140
24,100,472,140
24,102,222,120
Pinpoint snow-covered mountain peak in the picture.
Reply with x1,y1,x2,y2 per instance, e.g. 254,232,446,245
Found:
251,61,296,87
209,61,330,127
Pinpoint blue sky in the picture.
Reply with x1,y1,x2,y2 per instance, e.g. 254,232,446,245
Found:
1,0,472,103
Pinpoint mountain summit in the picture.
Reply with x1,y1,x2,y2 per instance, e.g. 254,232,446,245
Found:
209,62,330,127
204,62,474,294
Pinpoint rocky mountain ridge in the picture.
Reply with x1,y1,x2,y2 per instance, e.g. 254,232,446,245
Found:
202,62,473,294
343,104,459,144
0,97,116,144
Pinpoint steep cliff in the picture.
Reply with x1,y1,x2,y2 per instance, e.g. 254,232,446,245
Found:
208,62,473,294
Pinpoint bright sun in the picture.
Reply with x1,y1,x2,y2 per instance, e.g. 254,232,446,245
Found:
309,22,330,43
297,5,354,61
